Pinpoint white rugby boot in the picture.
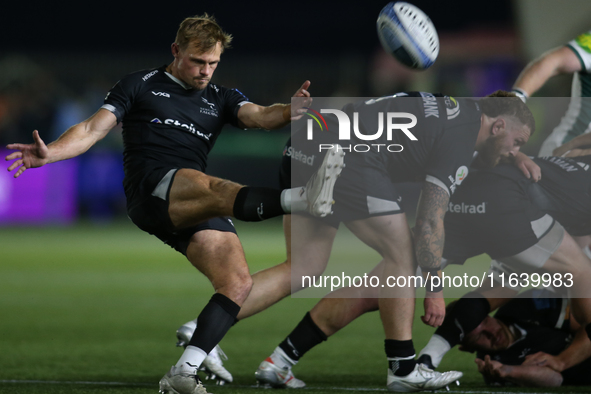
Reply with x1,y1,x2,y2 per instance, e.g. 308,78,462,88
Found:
305,145,345,217
159,365,210,394
176,320,233,384
255,357,306,388
387,363,462,392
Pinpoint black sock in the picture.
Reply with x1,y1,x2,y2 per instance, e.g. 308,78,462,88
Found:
385,339,416,376
233,187,286,222
279,312,328,361
435,292,490,348
586,323,591,341
188,293,240,354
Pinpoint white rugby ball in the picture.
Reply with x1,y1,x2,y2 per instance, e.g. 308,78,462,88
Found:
377,1,439,70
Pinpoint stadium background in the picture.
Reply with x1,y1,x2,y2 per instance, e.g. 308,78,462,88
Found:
2,1,591,393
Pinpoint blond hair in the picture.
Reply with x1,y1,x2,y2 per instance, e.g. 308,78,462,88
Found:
175,13,232,52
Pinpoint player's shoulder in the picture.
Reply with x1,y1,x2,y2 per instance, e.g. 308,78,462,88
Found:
204,83,249,102
113,66,167,89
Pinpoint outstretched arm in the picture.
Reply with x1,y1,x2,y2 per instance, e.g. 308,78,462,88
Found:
415,181,449,327
237,80,311,130
6,108,117,178
553,132,591,157
513,46,582,98
476,355,563,387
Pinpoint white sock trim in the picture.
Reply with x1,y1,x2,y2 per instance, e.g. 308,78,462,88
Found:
270,346,298,369
282,187,307,213
417,334,451,368
176,345,208,370
387,354,416,361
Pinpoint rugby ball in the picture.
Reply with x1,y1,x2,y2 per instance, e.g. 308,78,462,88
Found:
377,2,439,70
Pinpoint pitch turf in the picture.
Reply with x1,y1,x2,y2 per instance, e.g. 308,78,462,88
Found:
0,219,587,394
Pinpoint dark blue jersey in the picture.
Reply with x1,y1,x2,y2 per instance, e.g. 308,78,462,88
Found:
338,93,481,195
102,65,249,187
443,156,591,262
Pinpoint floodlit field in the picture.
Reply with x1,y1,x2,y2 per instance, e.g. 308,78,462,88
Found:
0,219,587,394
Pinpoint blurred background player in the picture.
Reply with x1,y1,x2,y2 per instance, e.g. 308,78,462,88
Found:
512,30,591,157
3,14,344,394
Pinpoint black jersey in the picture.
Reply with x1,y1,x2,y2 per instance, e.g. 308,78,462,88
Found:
339,93,481,195
490,155,591,236
478,289,572,366
102,65,249,186
443,156,591,262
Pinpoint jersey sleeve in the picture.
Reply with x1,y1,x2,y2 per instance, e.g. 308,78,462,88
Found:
567,31,591,72
424,124,478,195
101,73,144,123
222,87,251,127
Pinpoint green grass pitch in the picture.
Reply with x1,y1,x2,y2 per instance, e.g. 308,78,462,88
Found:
0,219,587,393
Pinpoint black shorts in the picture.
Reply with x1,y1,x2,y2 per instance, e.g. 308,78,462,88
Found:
283,135,404,228
125,165,237,255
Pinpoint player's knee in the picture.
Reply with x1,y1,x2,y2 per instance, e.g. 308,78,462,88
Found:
222,271,253,304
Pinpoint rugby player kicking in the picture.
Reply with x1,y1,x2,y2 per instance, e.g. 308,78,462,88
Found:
4,14,344,394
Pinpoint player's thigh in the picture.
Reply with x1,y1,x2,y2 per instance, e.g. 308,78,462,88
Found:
186,229,251,291
290,214,338,278
168,168,243,227
542,230,591,278
344,213,413,261
283,215,291,262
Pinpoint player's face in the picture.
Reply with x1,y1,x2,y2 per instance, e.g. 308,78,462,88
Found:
478,123,531,168
463,316,514,353
171,41,222,90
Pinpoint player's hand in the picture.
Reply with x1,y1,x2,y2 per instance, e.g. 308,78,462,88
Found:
422,294,445,327
290,80,312,120
475,355,507,381
5,130,50,178
523,352,565,372
514,151,541,182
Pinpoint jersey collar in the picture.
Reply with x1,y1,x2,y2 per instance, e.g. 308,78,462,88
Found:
164,70,193,90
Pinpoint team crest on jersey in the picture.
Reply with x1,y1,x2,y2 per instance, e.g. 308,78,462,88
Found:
445,96,460,119
200,97,218,117
576,33,591,54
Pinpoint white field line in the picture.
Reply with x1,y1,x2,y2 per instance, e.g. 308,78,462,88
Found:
0,380,583,394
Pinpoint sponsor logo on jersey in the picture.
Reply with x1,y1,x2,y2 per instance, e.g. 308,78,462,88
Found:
151,118,163,124
164,118,212,140
284,146,315,166
142,70,159,81
575,32,591,54
445,96,460,119
448,202,486,214
547,156,581,172
448,166,469,193
151,91,170,98
455,166,468,183
420,92,439,118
